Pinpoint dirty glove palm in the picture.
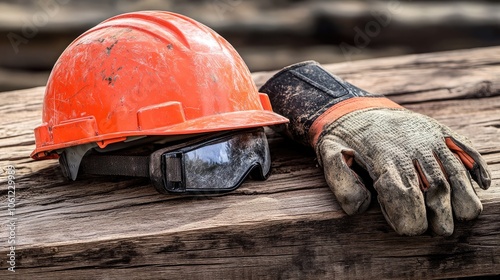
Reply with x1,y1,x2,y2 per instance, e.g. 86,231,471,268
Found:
260,61,491,236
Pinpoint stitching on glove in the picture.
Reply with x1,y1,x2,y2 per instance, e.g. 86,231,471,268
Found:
413,159,431,191
433,151,450,181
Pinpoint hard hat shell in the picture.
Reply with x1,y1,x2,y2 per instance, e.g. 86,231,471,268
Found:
32,11,288,160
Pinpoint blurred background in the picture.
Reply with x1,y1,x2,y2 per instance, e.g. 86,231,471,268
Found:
0,0,499,91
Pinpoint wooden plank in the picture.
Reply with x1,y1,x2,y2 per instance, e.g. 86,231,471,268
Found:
1,46,500,279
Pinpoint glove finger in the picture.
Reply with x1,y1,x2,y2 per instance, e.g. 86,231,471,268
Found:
374,164,427,236
414,154,454,236
445,136,491,190
434,149,483,221
318,137,371,215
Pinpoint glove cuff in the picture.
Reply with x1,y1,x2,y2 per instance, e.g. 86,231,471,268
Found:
260,60,402,147
310,96,403,146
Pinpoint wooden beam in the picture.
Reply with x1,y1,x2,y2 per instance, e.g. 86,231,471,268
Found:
1,46,499,279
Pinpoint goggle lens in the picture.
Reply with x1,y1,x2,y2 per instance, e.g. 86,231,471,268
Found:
160,129,271,193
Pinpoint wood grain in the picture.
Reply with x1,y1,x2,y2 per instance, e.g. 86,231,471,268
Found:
1,46,499,279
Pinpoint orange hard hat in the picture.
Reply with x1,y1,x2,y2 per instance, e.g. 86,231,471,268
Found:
31,11,288,160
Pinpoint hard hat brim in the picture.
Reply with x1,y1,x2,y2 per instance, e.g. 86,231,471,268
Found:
31,110,288,160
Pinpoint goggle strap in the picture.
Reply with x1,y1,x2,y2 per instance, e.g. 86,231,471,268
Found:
79,154,150,178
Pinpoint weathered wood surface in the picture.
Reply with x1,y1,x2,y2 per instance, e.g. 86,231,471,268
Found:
1,46,499,279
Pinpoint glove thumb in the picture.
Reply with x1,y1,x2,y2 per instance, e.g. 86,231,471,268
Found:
445,136,491,190
317,137,371,215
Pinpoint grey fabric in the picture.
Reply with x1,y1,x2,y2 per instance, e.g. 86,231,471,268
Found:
316,107,491,236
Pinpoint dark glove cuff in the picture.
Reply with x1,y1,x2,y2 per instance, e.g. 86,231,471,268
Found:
260,61,380,146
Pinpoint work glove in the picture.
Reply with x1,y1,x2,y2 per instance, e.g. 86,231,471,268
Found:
260,61,491,236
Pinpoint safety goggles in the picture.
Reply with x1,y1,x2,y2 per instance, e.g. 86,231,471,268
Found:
73,128,271,194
